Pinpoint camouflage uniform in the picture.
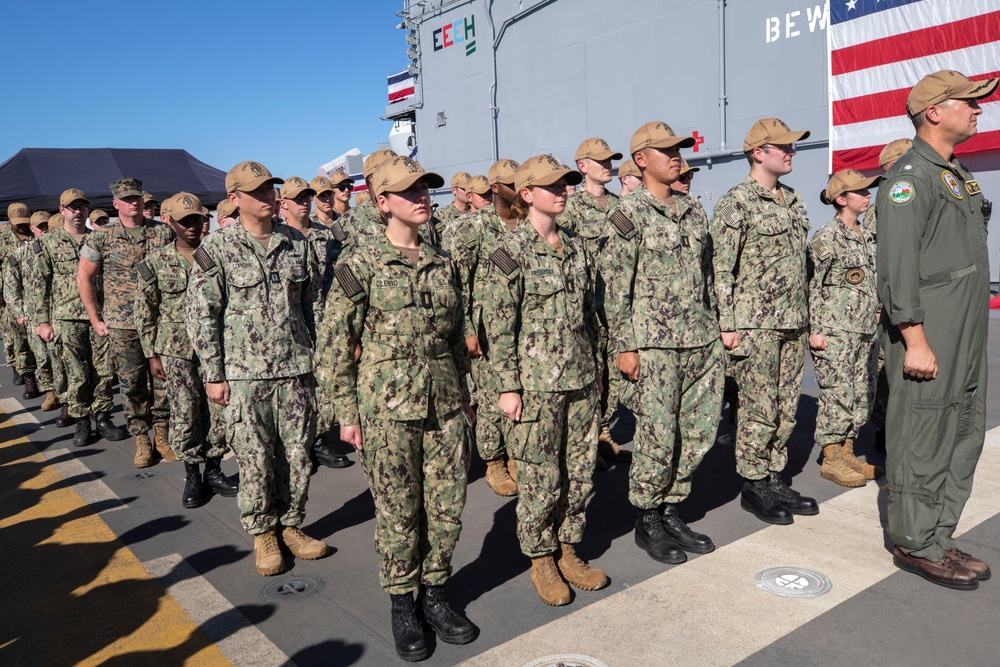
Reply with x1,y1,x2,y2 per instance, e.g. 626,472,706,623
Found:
862,204,888,432
807,217,879,446
446,204,518,462
604,187,724,508
561,188,626,430
0,226,36,376
5,243,53,391
185,222,319,536
341,200,440,251
34,229,114,418
435,202,465,227
710,176,810,480
80,220,173,434
482,225,600,557
136,242,226,463
316,235,471,595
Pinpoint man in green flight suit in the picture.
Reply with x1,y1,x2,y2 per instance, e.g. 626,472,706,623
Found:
877,70,997,590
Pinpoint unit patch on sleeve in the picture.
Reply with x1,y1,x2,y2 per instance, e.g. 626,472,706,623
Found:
888,180,915,205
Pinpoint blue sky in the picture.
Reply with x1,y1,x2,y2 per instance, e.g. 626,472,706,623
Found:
1,0,407,182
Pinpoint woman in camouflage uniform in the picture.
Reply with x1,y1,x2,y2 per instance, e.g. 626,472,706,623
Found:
807,169,884,487
318,156,474,662
482,155,607,607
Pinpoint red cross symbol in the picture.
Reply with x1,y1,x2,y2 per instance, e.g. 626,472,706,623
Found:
692,131,705,153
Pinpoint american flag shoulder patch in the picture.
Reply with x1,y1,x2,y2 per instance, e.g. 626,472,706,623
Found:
610,210,635,237
193,247,216,272
334,264,364,300
137,260,154,282
490,247,519,277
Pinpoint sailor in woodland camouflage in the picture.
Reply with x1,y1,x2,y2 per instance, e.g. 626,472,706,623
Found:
315,156,474,661
808,170,884,488
78,177,175,466
5,211,60,410
561,137,632,470
444,158,522,497
34,189,128,447
482,155,607,607
278,176,351,471
137,192,239,509
709,118,819,525
1,203,39,394
185,160,328,577
604,121,722,564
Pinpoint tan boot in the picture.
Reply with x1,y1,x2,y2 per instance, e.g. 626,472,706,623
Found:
153,422,176,461
598,426,632,462
820,443,866,487
530,554,571,606
40,391,60,411
485,458,517,497
506,456,518,483
254,530,286,576
281,526,329,560
556,543,608,591
134,433,154,468
841,438,883,480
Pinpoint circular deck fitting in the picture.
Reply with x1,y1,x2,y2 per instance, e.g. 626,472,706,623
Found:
259,574,325,603
522,656,610,667
755,566,832,598
123,471,157,481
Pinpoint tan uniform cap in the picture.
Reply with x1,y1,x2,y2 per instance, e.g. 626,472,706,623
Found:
824,169,881,203
110,177,144,199
906,70,999,117
465,175,491,195
743,118,810,152
7,202,30,224
310,176,334,194
329,169,354,186
370,156,445,197
89,209,109,224
679,158,700,175
514,154,583,192
49,212,64,230
142,191,158,204
363,150,398,179
30,211,50,228
630,121,697,155
226,160,283,193
618,159,641,179
355,191,370,205
280,176,316,200
163,192,206,220
488,159,520,185
878,138,913,171
217,199,237,219
450,171,472,189
575,137,623,162
59,188,89,207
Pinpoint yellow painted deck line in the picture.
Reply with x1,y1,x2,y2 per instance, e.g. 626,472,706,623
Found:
0,404,233,666
462,428,1000,667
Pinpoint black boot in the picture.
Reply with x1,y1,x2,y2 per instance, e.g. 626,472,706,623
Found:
767,472,819,515
874,428,886,453
390,592,429,662
661,504,715,554
22,372,40,399
634,508,686,564
182,463,205,508
12,369,23,386
56,404,74,428
203,457,239,497
741,477,793,524
421,585,474,645
312,434,352,469
95,411,129,441
72,417,91,448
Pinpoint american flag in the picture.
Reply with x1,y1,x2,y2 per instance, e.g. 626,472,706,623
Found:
829,0,1000,172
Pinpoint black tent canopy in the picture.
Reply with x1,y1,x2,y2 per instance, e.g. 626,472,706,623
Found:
0,148,227,217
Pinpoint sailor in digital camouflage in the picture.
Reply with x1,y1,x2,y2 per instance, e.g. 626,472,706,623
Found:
481,155,607,607
315,156,474,661
1,202,38,393
604,121,722,564
137,192,238,509
185,160,328,578
78,177,174,466
808,170,883,489
709,118,819,525
435,171,472,226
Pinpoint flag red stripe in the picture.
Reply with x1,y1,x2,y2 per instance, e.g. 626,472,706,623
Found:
831,11,1000,76
832,130,1000,172
833,71,1000,126
388,88,415,103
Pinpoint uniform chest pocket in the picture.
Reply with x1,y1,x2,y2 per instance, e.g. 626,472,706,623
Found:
755,217,791,258
837,253,870,287
279,255,307,282
227,264,264,288
108,249,137,268
524,274,565,319
642,231,683,275
370,286,414,334
160,272,188,293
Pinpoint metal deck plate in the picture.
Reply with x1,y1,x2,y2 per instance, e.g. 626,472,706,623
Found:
755,566,832,598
